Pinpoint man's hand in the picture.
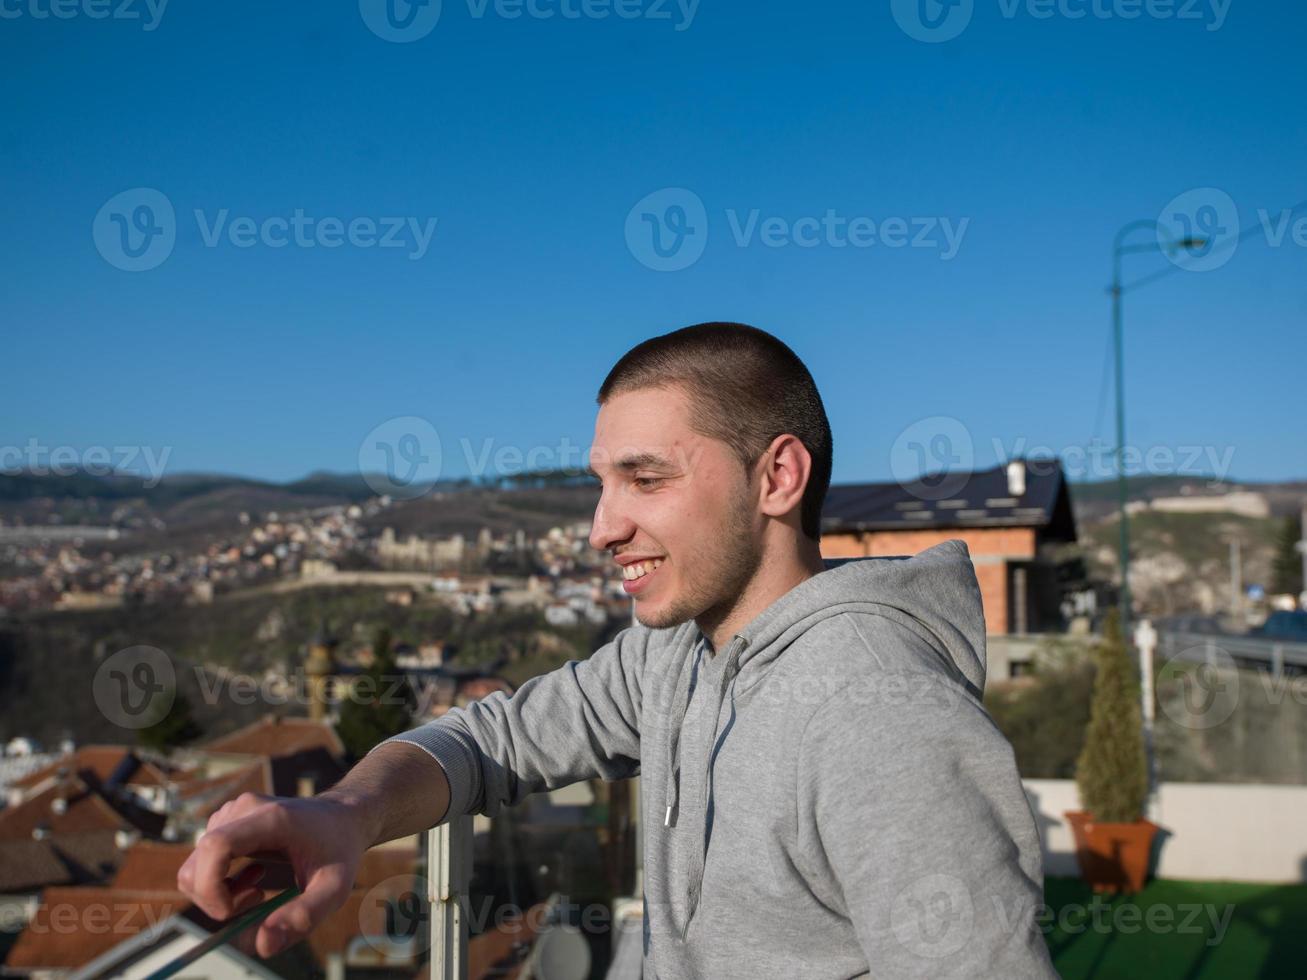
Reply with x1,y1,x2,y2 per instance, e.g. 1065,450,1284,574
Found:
177,791,372,959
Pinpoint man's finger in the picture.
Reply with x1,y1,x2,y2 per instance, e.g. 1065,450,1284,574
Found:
258,864,351,957
189,807,289,920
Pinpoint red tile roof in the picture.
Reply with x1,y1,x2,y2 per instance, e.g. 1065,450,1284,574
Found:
110,841,194,891
3,887,193,970
176,761,274,819
0,777,134,839
10,746,181,794
198,716,345,760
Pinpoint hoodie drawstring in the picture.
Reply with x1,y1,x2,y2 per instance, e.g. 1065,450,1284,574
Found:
662,638,703,828
663,634,745,936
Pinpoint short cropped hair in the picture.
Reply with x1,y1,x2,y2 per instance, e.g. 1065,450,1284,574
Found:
597,322,833,541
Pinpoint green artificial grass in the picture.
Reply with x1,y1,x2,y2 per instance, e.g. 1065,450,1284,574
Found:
1044,877,1307,979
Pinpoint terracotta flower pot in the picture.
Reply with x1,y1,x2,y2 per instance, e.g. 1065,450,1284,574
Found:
1064,811,1159,894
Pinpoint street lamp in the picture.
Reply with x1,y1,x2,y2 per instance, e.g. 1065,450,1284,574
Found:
1109,221,1208,646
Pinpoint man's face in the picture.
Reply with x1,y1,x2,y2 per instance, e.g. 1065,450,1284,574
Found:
588,386,763,630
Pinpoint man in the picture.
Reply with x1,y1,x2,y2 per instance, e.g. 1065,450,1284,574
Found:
178,322,1057,977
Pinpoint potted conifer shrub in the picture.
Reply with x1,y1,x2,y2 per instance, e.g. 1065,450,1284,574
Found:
1066,608,1158,893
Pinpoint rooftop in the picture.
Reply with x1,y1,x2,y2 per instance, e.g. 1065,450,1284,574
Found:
822,458,1076,540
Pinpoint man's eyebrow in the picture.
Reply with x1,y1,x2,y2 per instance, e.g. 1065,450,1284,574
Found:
587,452,676,478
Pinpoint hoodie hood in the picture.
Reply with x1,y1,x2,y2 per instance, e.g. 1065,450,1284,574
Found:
660,538,987,930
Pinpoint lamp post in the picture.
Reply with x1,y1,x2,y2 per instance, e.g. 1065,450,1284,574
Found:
1108,221,1208,646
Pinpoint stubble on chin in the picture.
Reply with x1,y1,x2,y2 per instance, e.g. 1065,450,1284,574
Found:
635,494,760,633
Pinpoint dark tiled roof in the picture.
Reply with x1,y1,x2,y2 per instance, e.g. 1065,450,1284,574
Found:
822,459,1076,540
0,838,75,892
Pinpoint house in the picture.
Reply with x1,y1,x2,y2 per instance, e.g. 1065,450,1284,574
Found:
821,458,1078,637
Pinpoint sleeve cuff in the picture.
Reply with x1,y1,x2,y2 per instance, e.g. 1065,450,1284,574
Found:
369,723,481,822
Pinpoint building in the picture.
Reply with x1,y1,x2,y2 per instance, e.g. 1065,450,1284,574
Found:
821,459,1078,637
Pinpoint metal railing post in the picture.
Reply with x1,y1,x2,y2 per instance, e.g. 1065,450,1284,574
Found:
428,816,472,980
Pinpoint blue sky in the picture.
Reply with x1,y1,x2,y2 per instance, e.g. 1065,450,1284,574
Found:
3,0,1304,488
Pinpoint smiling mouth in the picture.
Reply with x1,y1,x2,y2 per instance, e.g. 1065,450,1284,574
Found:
621,558,664,582
621,558,666,596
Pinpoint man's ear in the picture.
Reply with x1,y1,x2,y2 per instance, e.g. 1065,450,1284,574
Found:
757,434,811,523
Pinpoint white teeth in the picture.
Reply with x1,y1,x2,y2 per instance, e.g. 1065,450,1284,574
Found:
622,559,664,581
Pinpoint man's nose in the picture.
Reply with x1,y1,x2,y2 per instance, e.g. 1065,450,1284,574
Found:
589,492,633,553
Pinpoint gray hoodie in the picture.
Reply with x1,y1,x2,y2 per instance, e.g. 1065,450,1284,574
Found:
374,539,1058,978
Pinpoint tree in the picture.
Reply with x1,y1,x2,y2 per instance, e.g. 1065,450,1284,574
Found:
1074,608,1148,823
336,627,416,761
985,638,1095,779
138,691,201,751
1271,513,1304,599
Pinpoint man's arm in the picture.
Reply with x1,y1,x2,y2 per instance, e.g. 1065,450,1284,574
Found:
177,623,651,959
797,667,1058,978
369,621,650,820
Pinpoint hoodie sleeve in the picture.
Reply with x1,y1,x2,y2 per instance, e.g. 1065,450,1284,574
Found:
368,624,650,821
796,664,1057,979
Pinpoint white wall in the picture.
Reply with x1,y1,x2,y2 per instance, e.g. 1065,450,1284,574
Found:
1023,779,1307,884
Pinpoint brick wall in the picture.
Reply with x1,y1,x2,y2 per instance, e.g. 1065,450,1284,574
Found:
820,526,1038,635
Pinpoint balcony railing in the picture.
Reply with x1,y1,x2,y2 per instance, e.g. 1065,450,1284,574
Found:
427,815,473,980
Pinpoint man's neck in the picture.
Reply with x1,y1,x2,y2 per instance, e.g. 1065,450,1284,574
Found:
697,545,826,653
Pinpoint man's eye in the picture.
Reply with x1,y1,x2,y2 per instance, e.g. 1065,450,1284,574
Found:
634,477,664,490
